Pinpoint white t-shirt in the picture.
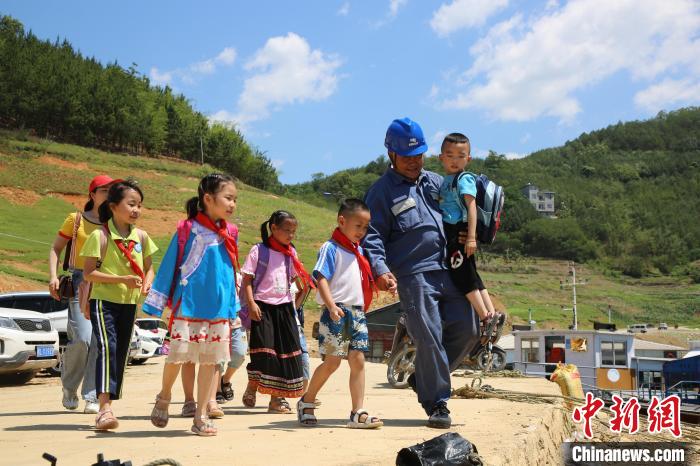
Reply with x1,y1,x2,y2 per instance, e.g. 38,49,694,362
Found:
312,240,364,307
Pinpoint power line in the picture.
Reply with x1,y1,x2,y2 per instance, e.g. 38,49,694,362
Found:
0,232,52,246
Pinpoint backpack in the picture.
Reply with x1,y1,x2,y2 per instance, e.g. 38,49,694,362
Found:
237,243,281,329
166,219,239,312
451,171,505,244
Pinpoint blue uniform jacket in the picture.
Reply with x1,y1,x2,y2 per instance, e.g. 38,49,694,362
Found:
363,168,448,279
142,220,239,321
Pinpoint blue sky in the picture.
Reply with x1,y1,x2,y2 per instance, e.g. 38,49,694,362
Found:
4,0,700,183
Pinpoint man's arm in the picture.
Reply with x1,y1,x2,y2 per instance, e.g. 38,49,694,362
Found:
364,185,397,294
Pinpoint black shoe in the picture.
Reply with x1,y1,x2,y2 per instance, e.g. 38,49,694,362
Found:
407,373,417,393
216,391,226,404
427,402,452,429
221,379,234,401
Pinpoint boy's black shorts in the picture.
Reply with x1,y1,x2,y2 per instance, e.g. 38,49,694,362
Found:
444,221,484,294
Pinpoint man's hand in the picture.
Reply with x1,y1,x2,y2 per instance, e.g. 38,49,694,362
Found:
377,272,398,295
328,304,345,322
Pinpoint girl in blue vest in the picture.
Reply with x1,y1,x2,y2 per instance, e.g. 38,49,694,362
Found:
143,173,240,436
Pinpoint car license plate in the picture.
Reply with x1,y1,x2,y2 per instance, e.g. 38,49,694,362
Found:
36,345,55,358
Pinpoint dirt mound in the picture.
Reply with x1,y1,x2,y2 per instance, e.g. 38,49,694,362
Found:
0,187,41,206
47,192,85,209
137,208,183,237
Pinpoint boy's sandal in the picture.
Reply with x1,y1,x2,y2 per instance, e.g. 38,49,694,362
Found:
221,378,234,401
491,312,506,344
313,398,322,408
347,409,383,429
191,417,217,437
95,409,119,431
207,401,225,419
268,397,292,414
296,396,317,426
150,394,170,428
480,313,499,344
181,400,197,418
242,387,256,408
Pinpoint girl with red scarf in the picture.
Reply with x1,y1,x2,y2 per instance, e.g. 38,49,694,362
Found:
144,174,240,436
241,210,311,414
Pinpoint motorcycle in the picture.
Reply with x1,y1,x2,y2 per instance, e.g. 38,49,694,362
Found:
386,313,507,389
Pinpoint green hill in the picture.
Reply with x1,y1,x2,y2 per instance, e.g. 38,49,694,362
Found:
1,130,699,329
286,108,700,280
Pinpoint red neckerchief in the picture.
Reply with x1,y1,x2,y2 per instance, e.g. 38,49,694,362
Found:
267,237,315,289
105,224,144,279
195,212,240,274
331,228,377,311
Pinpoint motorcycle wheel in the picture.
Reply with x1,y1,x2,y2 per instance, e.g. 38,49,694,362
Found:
386,343,416,389
475,346,507,372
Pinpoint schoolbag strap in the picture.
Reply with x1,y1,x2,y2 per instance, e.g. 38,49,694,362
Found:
252,243,270,291
167,219,193,308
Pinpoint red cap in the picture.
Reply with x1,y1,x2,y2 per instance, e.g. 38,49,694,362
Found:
88,175,123,193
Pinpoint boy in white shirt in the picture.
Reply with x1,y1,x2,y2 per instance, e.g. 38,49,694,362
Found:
297,198,383,429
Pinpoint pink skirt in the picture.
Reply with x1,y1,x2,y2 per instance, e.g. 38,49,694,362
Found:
166,317,230,365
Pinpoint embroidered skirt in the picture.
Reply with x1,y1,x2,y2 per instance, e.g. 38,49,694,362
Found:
167,317,231,365
246,301,304,398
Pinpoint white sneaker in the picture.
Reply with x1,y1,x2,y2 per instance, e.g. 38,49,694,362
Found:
62,389,79,410
84,401,99,414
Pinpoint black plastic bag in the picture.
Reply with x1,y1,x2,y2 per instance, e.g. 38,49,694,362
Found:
396,432,482,466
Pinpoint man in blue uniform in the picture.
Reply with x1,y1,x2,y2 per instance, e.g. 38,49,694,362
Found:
363,117,480,428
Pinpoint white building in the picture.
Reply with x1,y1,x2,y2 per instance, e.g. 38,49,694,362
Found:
521,183,555,216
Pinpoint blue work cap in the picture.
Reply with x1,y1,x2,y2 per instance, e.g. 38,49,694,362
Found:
384,117,428,157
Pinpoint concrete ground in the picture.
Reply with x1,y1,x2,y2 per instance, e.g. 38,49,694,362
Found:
0,358,570,466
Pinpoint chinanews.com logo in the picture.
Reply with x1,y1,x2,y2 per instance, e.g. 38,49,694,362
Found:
563,393,692,465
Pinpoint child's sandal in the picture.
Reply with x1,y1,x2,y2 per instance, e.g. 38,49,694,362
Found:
221,378,234,401
181,400,196,417
207,400,224,419
296,396,317,426
191,417,217,436
242,387,256,408
347,409,383,429
150,394,170,428
95,409,119,431
268,397,292,414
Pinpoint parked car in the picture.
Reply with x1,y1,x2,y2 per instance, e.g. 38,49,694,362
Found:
129,318,167,364
0,307,60,383
0,291,68,375
658,322,668,330
627,324,648,333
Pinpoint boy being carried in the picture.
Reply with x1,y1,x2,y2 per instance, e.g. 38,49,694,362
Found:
438,133,502,341
297,198,383,429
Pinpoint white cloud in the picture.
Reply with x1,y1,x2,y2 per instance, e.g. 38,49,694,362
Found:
634,78,700,113
439,0,700,122
234,33,342,125
520,132,531,144
389,0,407,17
427,130,448,155
272,159,285,169
149,67,173,87
504,151,528,160
151,46,237,87
430,0,509,37
338,2,350,16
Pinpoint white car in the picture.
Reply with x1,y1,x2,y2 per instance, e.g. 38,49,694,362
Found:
0,307,60,383
0,292,68,375
129,318,167,364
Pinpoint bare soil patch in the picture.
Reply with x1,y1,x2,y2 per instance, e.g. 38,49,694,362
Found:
39,155,90,171
47,192,85,209
0,186,41,205
0,272,44,293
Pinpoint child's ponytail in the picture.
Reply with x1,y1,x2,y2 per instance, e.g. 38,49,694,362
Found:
185,196,200,219
260,220,270,244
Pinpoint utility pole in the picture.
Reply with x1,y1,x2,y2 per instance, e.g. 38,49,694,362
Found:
608,304,612,324
200,136,204,165
560,261,587,330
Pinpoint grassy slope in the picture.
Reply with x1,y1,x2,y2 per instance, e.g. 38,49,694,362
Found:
0,131,698,329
